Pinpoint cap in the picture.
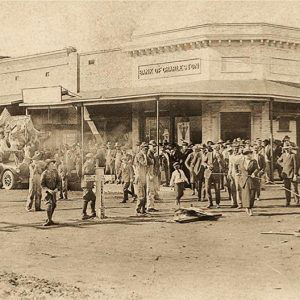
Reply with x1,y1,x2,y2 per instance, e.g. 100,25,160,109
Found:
217,139,224,144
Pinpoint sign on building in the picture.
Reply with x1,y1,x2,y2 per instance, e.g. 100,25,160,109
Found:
138,58,201,80
22,86,62,104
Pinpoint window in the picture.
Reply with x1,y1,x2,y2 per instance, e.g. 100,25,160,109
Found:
278,117,290,131
45,72,50,77
15,76,19,81
88,59,95,65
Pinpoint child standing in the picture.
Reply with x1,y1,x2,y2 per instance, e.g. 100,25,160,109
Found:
170,162,189,207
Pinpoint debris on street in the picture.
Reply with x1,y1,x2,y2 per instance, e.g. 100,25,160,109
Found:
173,207,222,223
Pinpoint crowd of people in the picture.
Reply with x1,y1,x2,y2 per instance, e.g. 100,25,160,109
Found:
19,134,300,225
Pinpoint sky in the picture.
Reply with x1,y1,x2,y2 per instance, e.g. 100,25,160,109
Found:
1,0,300,57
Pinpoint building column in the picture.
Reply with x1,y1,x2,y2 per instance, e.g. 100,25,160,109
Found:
202,101,221,142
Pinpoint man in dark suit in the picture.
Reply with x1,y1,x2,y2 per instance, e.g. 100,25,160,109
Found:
277,145,299,206
202,145,225,208
252,145,266,201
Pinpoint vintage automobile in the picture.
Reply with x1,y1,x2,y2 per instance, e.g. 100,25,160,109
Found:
0,160,30,190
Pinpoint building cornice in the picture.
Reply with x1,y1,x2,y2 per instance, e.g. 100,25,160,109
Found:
133,23,300,39
125,23,300,56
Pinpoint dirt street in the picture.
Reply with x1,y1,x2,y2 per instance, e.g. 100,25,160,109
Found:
0,184,300,300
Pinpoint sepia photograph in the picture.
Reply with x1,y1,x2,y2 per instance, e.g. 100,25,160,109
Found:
0,0,300,299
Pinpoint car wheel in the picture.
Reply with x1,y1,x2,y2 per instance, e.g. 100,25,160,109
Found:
2,170,15,190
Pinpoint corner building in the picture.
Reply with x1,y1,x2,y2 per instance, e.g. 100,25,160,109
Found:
80,23,300,146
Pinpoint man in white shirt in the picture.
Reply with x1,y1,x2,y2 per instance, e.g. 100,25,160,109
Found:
170,162,189,207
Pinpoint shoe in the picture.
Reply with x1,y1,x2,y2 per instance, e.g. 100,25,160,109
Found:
216,204,220,209
82,214,90,220
147,208,159,212
285,203,290,207
197,198,201,202
25,207,31,212
35,208,44,212
90,213,97,218
230,205,238,208
120,200,127,203
192,191,195,195
206,204,213,209
43,220,54,226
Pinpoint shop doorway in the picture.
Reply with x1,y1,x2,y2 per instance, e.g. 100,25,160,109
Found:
220,112,251,141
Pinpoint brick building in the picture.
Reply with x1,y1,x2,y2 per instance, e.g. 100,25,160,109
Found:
0,23,300,147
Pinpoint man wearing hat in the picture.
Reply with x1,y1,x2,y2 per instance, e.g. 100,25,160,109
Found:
40,159,61,226
114,142,123,179
135,143,151,215
146,140,160,212
263,139,272,183
26,151,45,212
252,145,266,201
202,144,224,208
179,142,192,181
81,153,97,219
169,162,189,207
277,145,299,206
184,145,201,198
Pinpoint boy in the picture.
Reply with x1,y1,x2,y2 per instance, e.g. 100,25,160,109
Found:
170,162,189,207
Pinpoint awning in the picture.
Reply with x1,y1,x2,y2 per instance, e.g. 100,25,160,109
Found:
77,80,300,105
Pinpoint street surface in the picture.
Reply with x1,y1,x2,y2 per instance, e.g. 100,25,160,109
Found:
0,184,300,300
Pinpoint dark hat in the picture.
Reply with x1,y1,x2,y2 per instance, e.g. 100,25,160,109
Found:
242,149,253,155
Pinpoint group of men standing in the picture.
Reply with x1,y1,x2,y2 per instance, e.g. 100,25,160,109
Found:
22,134,300,224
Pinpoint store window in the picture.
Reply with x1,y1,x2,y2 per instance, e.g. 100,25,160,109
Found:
278,117,290,132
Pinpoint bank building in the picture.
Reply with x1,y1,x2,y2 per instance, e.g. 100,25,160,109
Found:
0,22,300,147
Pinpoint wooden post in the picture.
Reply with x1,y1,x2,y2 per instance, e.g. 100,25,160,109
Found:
81,104,84,176
96,167,105,219
156,96,160,152
269,98,274,181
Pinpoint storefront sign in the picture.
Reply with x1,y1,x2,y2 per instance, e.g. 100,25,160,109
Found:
22,86,62,104
138,58,201,80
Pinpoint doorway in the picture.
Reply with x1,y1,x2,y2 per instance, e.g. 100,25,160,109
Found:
220,112,251,141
